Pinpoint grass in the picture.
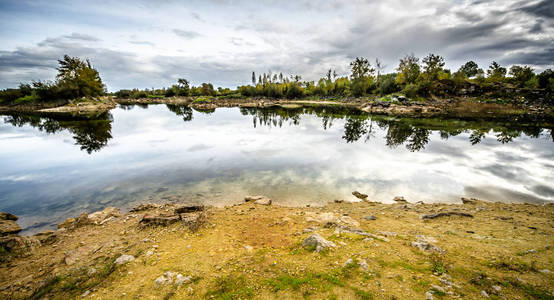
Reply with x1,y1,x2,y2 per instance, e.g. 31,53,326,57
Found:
146,95,165,99
488,259,538,273
205,275,254,300
193,96,214,103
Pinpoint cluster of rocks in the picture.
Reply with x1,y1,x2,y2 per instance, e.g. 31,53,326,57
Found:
154,271,192,286
0,212,56,255
58,207,121,230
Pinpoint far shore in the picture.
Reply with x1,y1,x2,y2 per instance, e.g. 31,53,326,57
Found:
1,95,553,121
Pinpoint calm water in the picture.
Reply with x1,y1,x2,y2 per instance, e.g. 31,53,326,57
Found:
1,104,553,234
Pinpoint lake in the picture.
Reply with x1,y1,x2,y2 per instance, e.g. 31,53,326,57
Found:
1,104,553,234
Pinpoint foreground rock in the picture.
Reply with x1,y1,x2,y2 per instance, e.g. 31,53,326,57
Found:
140,205,205,228
420,212,473,220
0,212,18,221
0,220,22,236
393,196,408,203
58,207,121,229
302,233,336,252
114,254,135,265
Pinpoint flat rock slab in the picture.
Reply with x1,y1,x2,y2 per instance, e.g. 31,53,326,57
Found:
140,213,181,226
420,212,474,220
0,220,22,235
175,205,204,214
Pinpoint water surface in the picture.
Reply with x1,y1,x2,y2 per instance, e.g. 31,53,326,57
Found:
1,104,553,234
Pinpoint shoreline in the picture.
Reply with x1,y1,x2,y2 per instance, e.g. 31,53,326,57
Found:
1,197,552,299
1,96,552,120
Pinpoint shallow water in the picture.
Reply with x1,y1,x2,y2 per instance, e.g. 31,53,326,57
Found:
1,104,553,234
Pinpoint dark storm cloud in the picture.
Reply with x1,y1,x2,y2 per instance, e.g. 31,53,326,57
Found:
527,184,554,197
517,0,554,18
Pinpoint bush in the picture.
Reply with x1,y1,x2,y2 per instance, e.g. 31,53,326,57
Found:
402,83,419,98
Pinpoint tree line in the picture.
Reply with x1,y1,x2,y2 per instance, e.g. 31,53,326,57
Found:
1,53,553,104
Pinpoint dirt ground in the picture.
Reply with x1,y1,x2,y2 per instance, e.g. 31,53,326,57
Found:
1,199,552,299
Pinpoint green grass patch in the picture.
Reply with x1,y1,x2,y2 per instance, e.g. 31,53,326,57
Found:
14,94,40,104
205,275,254,300
193,96,214,103
488,259,538,273
146,94,165,99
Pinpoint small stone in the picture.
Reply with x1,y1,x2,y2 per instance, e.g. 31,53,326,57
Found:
364,215,377,221
352,191,368,200
359,259,369,271
114,254,135,265
343,258,354,267
175,274,192,285
481,290,489,298
431,285,445,293
492,285,501,292
539,269,551,273
393,196,407,203
244,245,253,253
146,250,154,256
81,290,91,298
425,291,434,300
302,233,336,252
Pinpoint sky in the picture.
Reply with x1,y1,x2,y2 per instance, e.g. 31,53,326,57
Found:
0,0,552,91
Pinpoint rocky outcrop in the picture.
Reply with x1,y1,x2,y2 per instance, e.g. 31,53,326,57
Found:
393,196,408,203
0,235,40,254
302,233,336,252
130,203,160,212
244,195,272,205
140,205,205,228
58,207,121,230
305,212,359,227
88,207,121,224
114,254,135,265
140,213,181,226
0,212,18,221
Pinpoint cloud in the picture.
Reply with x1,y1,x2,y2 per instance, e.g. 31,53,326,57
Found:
0,0,552,90
172,29,202,39
62,32,101,42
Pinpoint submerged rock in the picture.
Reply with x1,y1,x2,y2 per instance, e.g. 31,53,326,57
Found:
352,191,368,201
302,233,336,252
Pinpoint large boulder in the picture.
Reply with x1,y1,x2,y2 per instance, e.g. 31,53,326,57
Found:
352,191,368,201
0,235,40,254
302,233,336,252
0,220,22,236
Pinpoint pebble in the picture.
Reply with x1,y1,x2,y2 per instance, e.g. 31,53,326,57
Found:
481,290,489,298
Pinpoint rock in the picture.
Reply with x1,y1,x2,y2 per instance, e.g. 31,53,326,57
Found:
174,205,204,214
33,230,57,245
88,207,120,224
481,290,489,298
425,291,434,300
155,275,170,286
0,212,18,221
364,215,377,221
302,233,336,252
254,197,271,206
305,212,359,227
140,213,180,226
334,199,344,203
180,213,201,226
244,195,268,202
461,197,479,204
175,274,192,286
0,235,40,253
244,245,253,253
0,220,22,235
393,196,408,203
411,241,443,253
420,212,473,220
334,226,390,242
492,285,502,292
539,269,551,274
58,217,76,229
82,290,91,298
302,226,318,233
339,216,360,227
359,259,369,271
343,258,354,267
431,285,445,293
352,191,368,200
130,203,160,212
114,254,135,265
76,212,92,227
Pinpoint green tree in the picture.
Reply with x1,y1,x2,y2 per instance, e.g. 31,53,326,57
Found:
458,61,479,78
177,78,190,96
350,57,374,97
486,61,507,81
509,65,534,87
396,54,420,85
421,53,445,81
56,55,105,98
537,69,553,91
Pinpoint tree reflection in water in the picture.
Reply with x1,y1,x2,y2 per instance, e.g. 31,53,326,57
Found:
2,112,113,154
239,105,553,152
